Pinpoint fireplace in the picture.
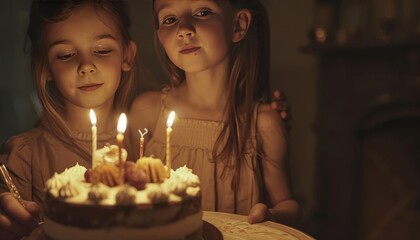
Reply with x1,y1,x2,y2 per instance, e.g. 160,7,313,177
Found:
305,42,420,240
357,101,420,240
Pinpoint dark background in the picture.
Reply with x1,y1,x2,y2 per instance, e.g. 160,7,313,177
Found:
1,1,419,239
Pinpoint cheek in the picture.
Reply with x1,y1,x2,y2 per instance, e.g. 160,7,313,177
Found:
158,30,175,50
49,63,76,83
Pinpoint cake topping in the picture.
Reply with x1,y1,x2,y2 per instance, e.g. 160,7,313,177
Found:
136,157,167,183
94,144,127,165
46,162,200,206
162,177,187,196
123,161,148,190
63,162,87,182
174,166,200,188
45,172,68,190
58,181,80,199
115,185,137,205
186,186,201,197
89,164,124,187
147,185,169,203
88,184,108,202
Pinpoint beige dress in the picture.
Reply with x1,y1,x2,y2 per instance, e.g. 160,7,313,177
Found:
145,89,263,215
0,117,117,219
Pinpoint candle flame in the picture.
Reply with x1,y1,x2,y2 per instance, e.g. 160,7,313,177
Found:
117,113,127,133
90,109,97,125
167,111,175,128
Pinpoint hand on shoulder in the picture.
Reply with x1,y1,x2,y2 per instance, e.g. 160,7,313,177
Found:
257,103,288,140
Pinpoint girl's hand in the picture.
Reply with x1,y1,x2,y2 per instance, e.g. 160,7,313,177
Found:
271,89,292,130
0,193,39,240
247,203,270,224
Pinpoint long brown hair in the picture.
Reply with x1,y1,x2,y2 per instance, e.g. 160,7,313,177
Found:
26,0,136,159
153,0,271,181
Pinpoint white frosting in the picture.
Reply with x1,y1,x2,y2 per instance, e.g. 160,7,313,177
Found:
147,184,170,203
174,165,200,187
161,177,187,196
46,164,200,205
45,173,68,190
115,185,137,205
94,145,127,165
88,184,108,202
60,163,87,182
58,181,80,199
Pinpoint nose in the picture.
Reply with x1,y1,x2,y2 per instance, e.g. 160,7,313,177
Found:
78,57,96,75
177,20,195,40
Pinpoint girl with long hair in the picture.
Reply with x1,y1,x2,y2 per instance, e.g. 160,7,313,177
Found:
129,0,300,225
0,0,136,238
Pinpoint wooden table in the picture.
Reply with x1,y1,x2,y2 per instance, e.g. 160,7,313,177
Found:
203,211,315,240
26,211,315,240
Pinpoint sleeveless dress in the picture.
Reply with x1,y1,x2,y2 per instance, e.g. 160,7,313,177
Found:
145,88,263,215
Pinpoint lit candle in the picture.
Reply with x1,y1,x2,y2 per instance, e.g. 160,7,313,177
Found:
116,113,127,170
138,128,148,159
90,109,97,168
166,111,175,176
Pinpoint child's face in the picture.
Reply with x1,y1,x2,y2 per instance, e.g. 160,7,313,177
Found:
155,0,234,74
45,4,128,111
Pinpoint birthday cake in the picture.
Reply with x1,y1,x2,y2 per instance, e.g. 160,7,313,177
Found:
43,145,202,240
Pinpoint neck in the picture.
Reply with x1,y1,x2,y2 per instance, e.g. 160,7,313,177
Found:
63,104,117,134
183,61,230,110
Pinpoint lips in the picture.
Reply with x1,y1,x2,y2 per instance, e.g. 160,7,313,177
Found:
179,47,201,54
78,83,103,91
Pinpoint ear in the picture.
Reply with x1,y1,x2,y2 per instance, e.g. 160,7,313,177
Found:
232,9,252,43
122,41,137,72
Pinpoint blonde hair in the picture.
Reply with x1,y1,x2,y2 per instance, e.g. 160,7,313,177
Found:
26,0,136,159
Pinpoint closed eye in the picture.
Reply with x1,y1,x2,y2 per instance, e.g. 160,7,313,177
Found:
57,52,75,60
94,49,113,55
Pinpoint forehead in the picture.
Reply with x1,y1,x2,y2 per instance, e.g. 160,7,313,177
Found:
154,0,229,11
45,4,121,44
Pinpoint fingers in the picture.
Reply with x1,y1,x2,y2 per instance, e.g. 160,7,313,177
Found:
247,203,269,224
23,201,40,218
0,205,32,238
0,193,38,237
273,89,287,100
271,101,291,112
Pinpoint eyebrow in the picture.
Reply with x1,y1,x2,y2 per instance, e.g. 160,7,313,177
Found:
48,34,118,50
155,3,170,14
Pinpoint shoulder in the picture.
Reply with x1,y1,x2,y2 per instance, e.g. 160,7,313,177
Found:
256,103,286,131
0,128,43,161
255,103,288,146
2,127,44,147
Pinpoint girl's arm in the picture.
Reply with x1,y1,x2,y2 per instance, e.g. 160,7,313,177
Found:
0,136,40,239
247,104,301,226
